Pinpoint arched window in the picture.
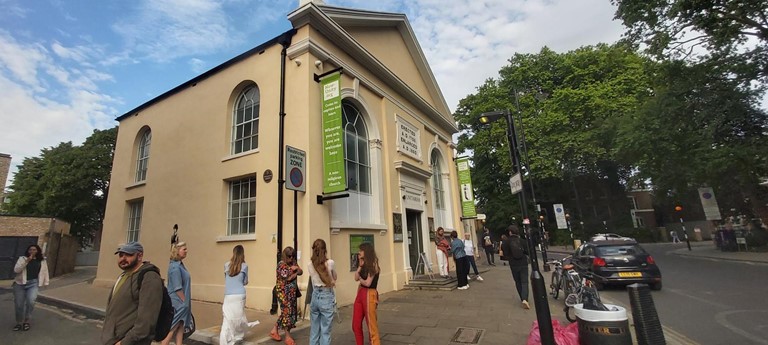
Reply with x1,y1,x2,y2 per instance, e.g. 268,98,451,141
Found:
232,86,260,154
135,130,151,182
343,101,370,194
431,150,445,210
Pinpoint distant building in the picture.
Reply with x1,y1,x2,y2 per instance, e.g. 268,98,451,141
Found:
96,1,462,309
0,153,10,204
627,190,657,229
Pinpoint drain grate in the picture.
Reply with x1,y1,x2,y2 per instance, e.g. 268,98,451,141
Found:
449,327,485,344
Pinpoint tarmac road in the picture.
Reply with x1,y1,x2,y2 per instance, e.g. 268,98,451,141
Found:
551,242,768,345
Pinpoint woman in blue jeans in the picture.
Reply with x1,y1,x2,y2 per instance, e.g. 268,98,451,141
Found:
12,244,50,331
307,239,337,345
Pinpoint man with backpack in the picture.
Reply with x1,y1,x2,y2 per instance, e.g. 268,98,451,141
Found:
102,242,165,345
481,227,495,266
501,225,530,309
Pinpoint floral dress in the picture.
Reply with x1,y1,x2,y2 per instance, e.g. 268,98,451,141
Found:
275,260,298,330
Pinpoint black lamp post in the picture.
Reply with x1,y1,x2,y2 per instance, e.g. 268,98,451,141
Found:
478,110,555,345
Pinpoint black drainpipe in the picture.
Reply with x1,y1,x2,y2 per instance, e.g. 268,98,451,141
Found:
276,29,296,255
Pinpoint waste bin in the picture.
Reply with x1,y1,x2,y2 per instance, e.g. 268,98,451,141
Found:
574,303,632,345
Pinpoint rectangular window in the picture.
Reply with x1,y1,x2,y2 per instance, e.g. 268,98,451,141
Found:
127,200,143,242
228,177,256,235
232,108,259,154
627,196,638,210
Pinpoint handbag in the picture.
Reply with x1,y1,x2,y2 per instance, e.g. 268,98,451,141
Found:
182,314,196,339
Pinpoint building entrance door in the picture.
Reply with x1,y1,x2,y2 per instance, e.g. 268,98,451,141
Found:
406,209,423,273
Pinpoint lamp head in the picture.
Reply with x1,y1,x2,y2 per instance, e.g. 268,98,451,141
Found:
477,110,507,125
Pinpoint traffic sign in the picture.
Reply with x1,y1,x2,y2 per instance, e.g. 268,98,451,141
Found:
285,146,306,192
509,173,522,195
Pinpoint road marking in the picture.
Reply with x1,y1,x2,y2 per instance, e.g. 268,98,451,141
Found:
666,288,731,309
600,294,699,345
714,310,768,345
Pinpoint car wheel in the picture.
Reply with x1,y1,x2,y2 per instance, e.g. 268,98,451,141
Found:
650,281,662,291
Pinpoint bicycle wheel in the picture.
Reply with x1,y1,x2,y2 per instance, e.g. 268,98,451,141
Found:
565,305,577,323
550,271,561,299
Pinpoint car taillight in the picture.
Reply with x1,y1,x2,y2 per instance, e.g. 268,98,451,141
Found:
647,256,655,265
593,257,606,267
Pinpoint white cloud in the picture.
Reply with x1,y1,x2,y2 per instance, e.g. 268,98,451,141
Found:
188,58,207,73
0,30,48,90
112,0,237,63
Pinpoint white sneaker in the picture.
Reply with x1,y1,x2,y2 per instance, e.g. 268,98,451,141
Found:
457,285,469,290
476,276,484,281
522,300,530,309
467,275,471,281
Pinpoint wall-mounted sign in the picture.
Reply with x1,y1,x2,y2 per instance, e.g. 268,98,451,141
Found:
698,187,722,220
393,213,403,242
263,169,273,183
456,157,476,217
321,71,346,194
349,234,374,271
396,116,421,160
285,146,306,192
553,203,567,229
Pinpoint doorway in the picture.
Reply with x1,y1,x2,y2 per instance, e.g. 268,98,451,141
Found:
406,209,423,273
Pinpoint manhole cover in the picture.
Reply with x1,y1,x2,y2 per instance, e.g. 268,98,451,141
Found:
450,327,485,344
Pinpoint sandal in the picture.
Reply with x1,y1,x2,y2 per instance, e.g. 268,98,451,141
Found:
22,323,30,331
285,337,295,345
269,330,282,342
13,324,22,331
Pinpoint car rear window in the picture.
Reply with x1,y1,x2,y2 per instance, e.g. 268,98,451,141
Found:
596,245,646,256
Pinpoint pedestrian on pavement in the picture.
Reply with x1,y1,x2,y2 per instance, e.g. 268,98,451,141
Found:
353,242,380,345
270,246,302,345
308,239,337,345
501,225,530,309
499,234,508,266
220,245,259,345
435,227,451,278
482,227,495,266
102,242,163,345
12,244,49,332
162,241,193,345
670,230,681,243
451,231,470,290
463,232,483,281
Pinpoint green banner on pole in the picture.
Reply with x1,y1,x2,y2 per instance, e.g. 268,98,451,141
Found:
321,71,346,194
457,157,476,217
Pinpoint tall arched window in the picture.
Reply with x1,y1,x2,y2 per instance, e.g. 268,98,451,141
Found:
431,150,445,210
232,86,260,154
135,130,151,182
343,101,370,194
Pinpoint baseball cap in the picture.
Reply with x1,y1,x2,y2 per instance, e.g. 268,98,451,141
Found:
115,242,144,255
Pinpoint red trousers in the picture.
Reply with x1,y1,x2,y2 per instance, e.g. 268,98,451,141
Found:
352,286,379,345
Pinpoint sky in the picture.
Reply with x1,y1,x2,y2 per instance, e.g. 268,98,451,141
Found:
0,0,626,188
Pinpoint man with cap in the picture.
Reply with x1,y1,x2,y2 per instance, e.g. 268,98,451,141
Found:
102,242,163,345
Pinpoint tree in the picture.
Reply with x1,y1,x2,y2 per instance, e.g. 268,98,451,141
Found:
6,127,117,248
613,0,768,84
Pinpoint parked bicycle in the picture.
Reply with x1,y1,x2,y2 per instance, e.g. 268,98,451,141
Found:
563,271,602,322
548,257,579,300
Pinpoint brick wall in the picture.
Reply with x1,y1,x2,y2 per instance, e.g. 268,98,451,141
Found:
0,215,71,247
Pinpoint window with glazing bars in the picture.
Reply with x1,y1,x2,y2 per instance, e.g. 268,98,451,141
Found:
135,131,151,182
127,200,143,242
228,177,256,235
232,86,260,154
342,101,370,194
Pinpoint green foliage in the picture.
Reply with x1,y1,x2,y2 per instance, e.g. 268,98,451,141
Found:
5,127,117,248
613,0,768,84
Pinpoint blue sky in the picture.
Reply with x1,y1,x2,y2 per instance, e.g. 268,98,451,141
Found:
0,0,625,187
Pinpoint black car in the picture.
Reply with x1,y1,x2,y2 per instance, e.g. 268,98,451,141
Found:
572,240,662,290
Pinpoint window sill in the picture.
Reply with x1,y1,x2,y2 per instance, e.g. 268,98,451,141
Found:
221,149,260,162
216,234,257,242
330,222,388,231
126,181,146,190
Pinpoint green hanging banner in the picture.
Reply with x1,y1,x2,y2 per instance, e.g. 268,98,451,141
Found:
456,157,476,217
320,71,346,194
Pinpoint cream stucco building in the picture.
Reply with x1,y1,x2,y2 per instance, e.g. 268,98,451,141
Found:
96,1,466,309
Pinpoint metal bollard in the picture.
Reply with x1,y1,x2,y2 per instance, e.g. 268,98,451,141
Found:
627,283,666,345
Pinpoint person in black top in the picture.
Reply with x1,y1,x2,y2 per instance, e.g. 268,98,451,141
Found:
352,242,380,345
12,244,50,331
501,225,530,309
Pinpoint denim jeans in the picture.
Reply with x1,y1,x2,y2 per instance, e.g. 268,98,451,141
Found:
309,286,335,345
13,279,39,323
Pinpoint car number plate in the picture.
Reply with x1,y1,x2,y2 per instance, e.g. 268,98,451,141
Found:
618,272,642,277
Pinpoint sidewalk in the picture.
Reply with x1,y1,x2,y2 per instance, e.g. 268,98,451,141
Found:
669,241,768,263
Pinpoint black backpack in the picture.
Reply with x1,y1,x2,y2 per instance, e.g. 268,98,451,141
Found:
137,266,174,342
509,237,525,259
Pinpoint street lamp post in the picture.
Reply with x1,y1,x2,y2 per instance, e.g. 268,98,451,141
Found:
675,205,692,251
479,110,555,345
538,215,550,271
565,213,574,249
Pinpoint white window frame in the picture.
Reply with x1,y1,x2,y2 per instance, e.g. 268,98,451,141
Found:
135,130,151,182
231,86,260,154
127,200,143,242
227,177,257,235
343,101,371,194
431,151,445,210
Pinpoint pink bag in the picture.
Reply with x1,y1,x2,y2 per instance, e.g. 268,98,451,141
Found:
526,320,579,345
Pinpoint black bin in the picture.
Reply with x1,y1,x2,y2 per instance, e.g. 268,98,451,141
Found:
575,303,632,345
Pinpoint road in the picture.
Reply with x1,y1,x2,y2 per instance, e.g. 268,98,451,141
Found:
550,242,768,345
0,289,102,345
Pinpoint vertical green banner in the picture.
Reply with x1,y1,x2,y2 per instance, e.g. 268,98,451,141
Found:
456,157,477,217
321,72,346,194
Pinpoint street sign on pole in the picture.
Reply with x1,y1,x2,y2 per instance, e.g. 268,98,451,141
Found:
553,204,567,229
509,173,523,195
285,146,306,192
